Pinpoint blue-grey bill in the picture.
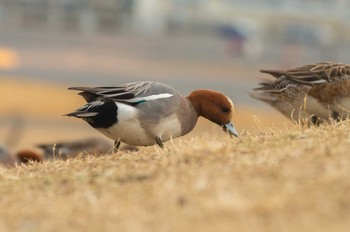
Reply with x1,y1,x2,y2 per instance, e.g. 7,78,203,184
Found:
223,122,238,137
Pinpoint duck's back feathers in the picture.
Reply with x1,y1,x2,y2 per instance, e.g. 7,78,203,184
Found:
259,69,285,78
253,77,294,93
69,81,176,105
69,86,136,103
261,62,350,86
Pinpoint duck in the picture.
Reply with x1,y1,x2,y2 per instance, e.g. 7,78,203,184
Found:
251,62,350,124
36,137,137,159
0,145,43,167
16,150,43,164
66,81,238,149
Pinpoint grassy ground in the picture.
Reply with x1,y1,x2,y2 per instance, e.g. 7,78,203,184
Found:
1,121,350,232
1,76,348,231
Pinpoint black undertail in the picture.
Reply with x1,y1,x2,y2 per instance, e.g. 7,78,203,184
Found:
66,100,118,129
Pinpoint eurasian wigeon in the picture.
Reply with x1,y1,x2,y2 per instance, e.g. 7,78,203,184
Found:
36,137,128,159
251,62,350,124
0,145,43,167
16,150,43,164
66,81,238,149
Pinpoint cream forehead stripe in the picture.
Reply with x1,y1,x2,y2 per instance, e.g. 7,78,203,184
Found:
226,96,234,108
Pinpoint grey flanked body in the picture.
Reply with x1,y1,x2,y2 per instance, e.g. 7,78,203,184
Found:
97,82,198,146
67,81,198,148
129,82,198,136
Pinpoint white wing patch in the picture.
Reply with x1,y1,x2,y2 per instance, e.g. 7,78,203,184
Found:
125,93,174,103
142,93,173,101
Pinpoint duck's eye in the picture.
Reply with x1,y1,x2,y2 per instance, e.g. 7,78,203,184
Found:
222,107,230,113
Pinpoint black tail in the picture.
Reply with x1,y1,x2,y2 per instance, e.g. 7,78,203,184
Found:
65,100,118,129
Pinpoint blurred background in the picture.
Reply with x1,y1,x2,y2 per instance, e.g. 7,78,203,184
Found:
1,0,349,149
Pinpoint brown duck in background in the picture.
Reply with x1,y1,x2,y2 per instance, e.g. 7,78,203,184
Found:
0,145,43,167
251,62,350,124
37,137,138,160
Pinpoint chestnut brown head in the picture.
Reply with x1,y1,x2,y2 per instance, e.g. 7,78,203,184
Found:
188,89,238,137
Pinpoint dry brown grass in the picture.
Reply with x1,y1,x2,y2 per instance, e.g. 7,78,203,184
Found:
1,121,350,232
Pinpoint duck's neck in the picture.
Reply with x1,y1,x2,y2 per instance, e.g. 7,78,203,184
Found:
179,97,199,135
187,91,204,117
187,90,219,121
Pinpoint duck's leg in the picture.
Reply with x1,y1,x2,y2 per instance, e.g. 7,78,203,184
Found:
310,115,320,126
114,139,121,153
155,136,164,148
332,111,340,122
